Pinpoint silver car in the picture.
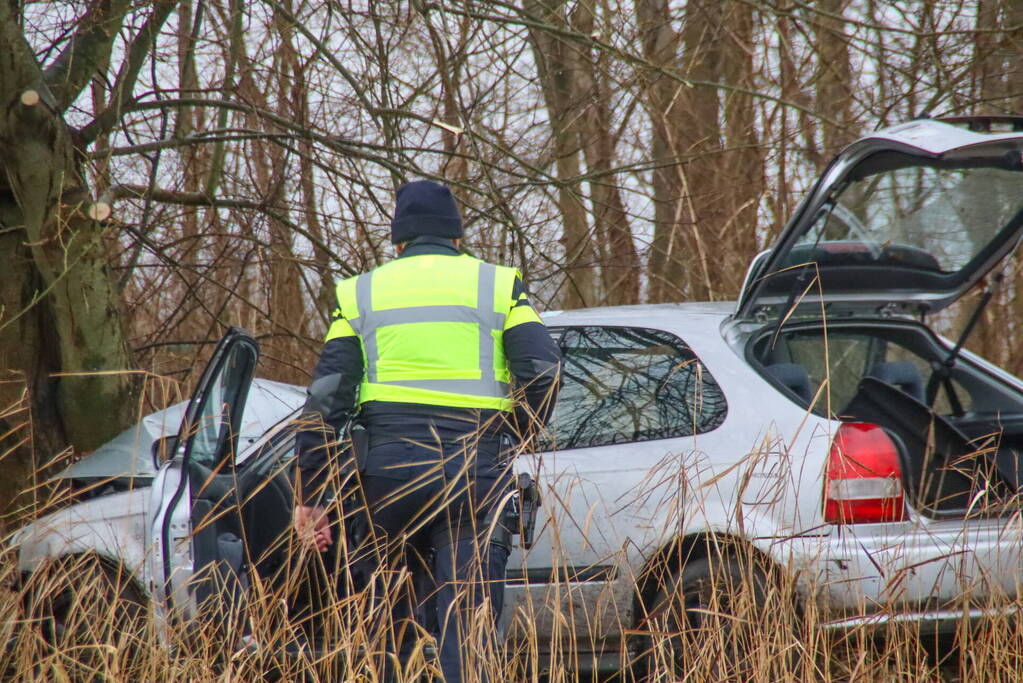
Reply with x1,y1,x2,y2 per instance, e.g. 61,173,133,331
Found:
12,116,1023,674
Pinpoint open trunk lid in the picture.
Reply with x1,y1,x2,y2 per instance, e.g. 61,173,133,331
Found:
736,117,1023,320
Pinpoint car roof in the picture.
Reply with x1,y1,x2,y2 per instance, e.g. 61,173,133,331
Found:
542,300,734,327
869,117,1023,155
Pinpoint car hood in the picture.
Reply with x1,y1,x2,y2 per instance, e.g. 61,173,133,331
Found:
736,117,1023,320
56,378,304,481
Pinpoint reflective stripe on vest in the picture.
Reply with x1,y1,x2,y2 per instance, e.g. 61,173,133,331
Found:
346,257,513,411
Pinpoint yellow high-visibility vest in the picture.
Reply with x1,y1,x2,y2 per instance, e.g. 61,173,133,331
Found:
325,253,533,412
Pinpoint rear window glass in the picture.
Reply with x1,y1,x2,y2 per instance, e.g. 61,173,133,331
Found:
792,151,1023,274
542,326,727,450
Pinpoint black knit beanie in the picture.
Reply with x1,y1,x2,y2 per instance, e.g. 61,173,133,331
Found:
390,180,464,244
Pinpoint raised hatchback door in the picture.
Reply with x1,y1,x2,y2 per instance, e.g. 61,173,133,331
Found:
736,117,1023,320
148,327,259,639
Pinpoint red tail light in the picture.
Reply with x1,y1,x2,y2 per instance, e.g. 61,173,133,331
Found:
823,422,907,524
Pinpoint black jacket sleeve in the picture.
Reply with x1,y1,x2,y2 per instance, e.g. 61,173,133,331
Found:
503,277,562,438
295,336,364,505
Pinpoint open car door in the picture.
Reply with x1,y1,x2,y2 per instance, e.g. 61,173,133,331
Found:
148,328,259,640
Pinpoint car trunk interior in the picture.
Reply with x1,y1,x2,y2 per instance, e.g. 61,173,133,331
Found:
748,318,1023,518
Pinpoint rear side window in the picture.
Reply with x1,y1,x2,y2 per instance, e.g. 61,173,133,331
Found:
543,326,727,450
762,327,979,416
785,332,871,409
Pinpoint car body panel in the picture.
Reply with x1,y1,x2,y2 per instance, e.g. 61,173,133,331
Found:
504,304,836,648
868,117,1023,155
147,463,193,633
14,488,150,584
540,304,836,538
806,514,1023,616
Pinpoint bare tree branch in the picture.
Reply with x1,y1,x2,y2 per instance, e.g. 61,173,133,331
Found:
89,130,300,159
79,0,179,143
44,0,132,111
102,183,360,278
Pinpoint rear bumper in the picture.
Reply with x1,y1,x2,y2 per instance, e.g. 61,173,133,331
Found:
772,523,1023,632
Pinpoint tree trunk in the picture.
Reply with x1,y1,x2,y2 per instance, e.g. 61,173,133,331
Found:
716,1,764,295
1003,0,1023,113
233,8,310,381
0,228,64,520
639,0,725,302
572,0,639,306
636,0,685,303
0,20,138,445
290,24,334,321
814,0,855,160
0,113,135,515
524,0,598,309
771,12,806,235
0,1,182,515
675,0,725,302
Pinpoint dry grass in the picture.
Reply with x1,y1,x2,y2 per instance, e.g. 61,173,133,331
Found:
3,465,1023,683
3,386,1023,683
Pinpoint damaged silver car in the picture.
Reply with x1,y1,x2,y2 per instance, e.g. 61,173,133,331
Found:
11,116,1023,676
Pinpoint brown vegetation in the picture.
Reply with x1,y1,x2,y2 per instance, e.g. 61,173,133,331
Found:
3,1,1023,506
3,461,1022,682
3,2,1023,679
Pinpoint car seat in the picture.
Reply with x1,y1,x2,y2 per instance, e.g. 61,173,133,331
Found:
868,360,925,402
765,363,814,403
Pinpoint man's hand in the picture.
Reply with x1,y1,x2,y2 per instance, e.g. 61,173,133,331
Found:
294,504,333,551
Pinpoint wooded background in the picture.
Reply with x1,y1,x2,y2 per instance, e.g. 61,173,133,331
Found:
2,0,1022,514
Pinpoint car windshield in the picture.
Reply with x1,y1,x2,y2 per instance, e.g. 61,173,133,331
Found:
791,150,1023,274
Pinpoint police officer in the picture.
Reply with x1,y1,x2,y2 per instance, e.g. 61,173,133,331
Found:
293,180,561,683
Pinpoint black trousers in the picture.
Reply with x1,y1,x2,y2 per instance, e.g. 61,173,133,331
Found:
353,435,511,683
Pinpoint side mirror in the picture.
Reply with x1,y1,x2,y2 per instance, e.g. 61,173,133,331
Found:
151,435,179,470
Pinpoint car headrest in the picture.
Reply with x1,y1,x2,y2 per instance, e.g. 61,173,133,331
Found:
765,362,813,403
868,360,925,402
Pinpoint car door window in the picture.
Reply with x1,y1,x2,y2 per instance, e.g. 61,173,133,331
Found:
241,428,298,479
187,341,257,468
543,326,727,450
